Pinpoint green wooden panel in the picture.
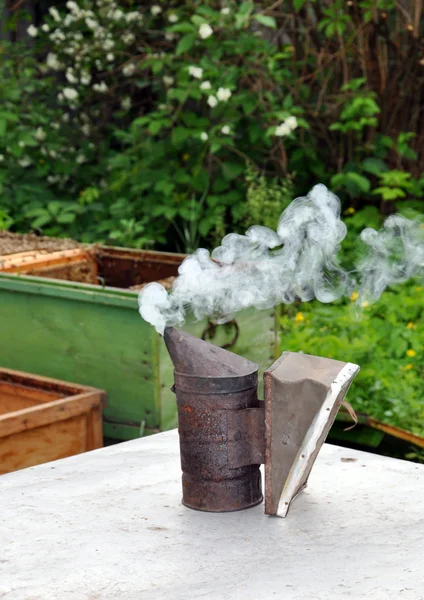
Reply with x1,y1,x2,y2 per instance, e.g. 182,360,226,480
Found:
0,272,279,441
0,274,160,430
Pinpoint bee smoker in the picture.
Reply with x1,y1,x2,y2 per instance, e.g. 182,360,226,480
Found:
164,326,359,517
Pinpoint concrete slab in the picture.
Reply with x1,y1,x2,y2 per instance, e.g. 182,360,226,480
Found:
0,430,423,600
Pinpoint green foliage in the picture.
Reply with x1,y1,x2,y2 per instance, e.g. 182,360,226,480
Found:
0,0,423,253
244,166,293,230
281,279,424,437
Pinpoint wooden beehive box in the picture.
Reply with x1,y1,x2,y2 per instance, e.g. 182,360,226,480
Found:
0,368,106,475
0,238,279,442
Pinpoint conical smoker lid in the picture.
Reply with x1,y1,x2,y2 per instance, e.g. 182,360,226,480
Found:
164,326,258,377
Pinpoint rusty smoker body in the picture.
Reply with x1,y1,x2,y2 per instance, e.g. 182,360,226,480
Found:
165,326,264,512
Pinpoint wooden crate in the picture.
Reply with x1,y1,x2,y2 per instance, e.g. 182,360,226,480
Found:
0,368,106,475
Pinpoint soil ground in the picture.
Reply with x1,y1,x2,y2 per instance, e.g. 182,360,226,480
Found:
0,232,80,256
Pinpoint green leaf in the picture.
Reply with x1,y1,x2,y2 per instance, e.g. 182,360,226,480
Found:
169,22,195,33
171,127,192,145
57,212,76,224
222,162,244,181
0,120,6,137
31,214,52,228
362,158,388,176
373,187,406,201
346,172,371,193
293,0,308,10
253,14,277,29
176,33,196,56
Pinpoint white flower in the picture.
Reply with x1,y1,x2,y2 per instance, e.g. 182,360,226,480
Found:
35,127,46,142
106,53,114,61
217,87,231,101
81,124,90,136
112,8,123,20
151,5,162,16
199,23,213,39
207,95,218,108
42,24,50,32
49,6,61,22
52,123,59,130
61,113,70,123
95,59,102,69
80,71,91,85
64,14,75,26
46,52,61,71
85,17,98,29
76,154,86,164
221,7,230,15
188,66,203,79
168,13,178,22
285,116,298,131
49,150,57,158
163,75,174,86
121,97,131,110
158,103,167,110
0,154,4,161
221,125,231,135
66,69,78,84
126,11,142,23
122,63,136,77
103,39,114,50
275,116,298,137
93,81,108,93
121,32,135,45
58,93,64,102
275,122,291,137
19,158,32,167
165,32,176,41
200,80,211,90
66,1,79,12
18,141,26,148
63,87,78,101
27,25,38,37
200,132,208,141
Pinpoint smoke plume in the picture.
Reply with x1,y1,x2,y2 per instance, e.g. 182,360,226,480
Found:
138,184,424,334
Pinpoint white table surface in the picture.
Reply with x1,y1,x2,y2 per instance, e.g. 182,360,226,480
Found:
0,429,423,600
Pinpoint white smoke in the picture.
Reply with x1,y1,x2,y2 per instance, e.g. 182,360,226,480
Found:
138,184,424,334
359,215,424,303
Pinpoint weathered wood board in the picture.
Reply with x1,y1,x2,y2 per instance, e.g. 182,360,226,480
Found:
0,368,106,474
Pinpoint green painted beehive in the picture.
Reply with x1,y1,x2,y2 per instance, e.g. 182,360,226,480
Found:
0,246,279,441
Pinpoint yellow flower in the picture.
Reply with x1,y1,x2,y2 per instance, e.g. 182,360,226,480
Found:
345,207,355,215
182,153,190,161
406,322,416,330
361,301,369,308
350,291,359,302
416,287,423,292
406,349,416,358
294,312,305,322
39,159,45,165
405,364,414,371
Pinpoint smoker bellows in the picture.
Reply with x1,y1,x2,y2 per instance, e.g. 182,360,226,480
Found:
164,326,359,517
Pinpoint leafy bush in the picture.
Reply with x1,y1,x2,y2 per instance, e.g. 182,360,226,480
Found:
281,280,424,437
2,0,422,249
